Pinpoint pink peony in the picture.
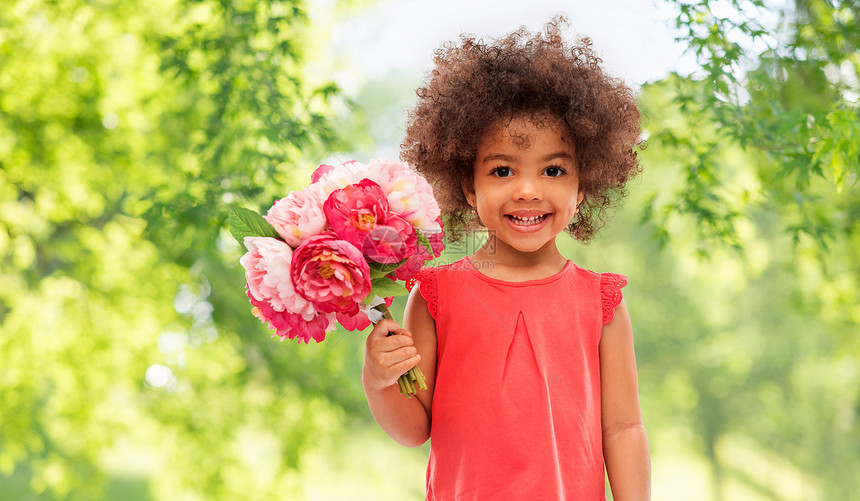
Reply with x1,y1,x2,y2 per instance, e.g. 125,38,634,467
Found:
324,179,417,264
264,189,327,248
312,160,371,198
241,237,316,317
365,158,441,232
335,310,371,332
291,232,372,315
392,217,445,281
426,216,445,257
362,213,417,264
323,179,388,248
248,290,335,343
391,249,429,282
240,237,335,343
310,163,334,183
336,297,392,332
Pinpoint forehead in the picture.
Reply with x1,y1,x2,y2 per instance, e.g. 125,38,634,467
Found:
478,114,574,152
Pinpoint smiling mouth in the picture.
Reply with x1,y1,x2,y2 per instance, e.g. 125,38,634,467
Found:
506,214,549,226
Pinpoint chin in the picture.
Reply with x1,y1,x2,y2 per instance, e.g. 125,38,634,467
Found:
499,236,557,255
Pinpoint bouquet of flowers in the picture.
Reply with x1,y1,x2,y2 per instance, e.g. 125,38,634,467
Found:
228,159,443,397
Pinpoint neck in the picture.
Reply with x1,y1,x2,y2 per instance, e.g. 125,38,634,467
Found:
469,233,568,281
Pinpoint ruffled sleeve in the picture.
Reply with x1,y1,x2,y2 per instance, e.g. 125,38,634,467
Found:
600,273,628,325
405,268,437,319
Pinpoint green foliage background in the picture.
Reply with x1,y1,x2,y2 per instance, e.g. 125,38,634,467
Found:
0,0,857,500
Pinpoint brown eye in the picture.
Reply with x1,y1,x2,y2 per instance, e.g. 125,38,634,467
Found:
545,166,566,177
491,166,512,178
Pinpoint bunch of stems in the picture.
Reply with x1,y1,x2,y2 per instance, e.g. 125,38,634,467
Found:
375,304,427,398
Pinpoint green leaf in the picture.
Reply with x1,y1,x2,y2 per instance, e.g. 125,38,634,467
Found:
370,277,409,299
368,260,405,279
361,291,376,306
416,229,434,257
228,207,282,251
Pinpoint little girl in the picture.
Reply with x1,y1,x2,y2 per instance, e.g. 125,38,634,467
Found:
362,18,650,501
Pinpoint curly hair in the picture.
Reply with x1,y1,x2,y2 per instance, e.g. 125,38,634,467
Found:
401,17,642,242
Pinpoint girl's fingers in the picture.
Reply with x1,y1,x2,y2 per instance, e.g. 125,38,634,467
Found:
369,319,401,337
389,353,421,376
373,345,418,367
377,334,415,352
364,346,420,390
368,319,414,339
364,319,419,389
367,326,414,353
394,327,413,338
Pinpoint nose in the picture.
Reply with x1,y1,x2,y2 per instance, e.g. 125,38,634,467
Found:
512,175,541,201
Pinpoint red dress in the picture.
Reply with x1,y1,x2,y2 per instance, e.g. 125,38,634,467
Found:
408,257,627,500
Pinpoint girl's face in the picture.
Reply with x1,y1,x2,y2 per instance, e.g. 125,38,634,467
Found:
464,115,585,256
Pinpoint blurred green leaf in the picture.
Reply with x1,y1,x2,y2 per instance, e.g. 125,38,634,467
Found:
0,0,365,498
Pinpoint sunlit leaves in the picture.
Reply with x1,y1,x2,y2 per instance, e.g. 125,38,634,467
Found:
0,0,354,498
812,107,860,190
660,0,859,254
639,75,750,253
637,3,860,496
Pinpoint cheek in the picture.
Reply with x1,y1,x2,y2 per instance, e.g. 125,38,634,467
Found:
552,189,582,218
469,178,492,203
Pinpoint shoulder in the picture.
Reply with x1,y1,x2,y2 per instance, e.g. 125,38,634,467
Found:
599,272,628,325
404,262,455,320
568,263,628,288
569,264,629,325
404,281,436,328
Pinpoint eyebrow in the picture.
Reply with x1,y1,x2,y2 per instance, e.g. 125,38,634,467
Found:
479,151,573,164
479,153,515,164
543,152,574,162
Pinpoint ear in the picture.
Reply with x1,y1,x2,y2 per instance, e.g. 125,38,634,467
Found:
461,177,476,207
576,188,586,211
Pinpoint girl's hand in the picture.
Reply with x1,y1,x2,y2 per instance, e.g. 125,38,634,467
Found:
360,287,436,447
362,319,421,392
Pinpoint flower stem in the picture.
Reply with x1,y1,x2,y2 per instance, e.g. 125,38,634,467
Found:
374,303,428,398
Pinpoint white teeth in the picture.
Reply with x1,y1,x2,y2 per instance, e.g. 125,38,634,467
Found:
509,214,547,226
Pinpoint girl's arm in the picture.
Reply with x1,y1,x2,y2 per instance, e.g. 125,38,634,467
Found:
600,299,651,501
362,286,437,447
